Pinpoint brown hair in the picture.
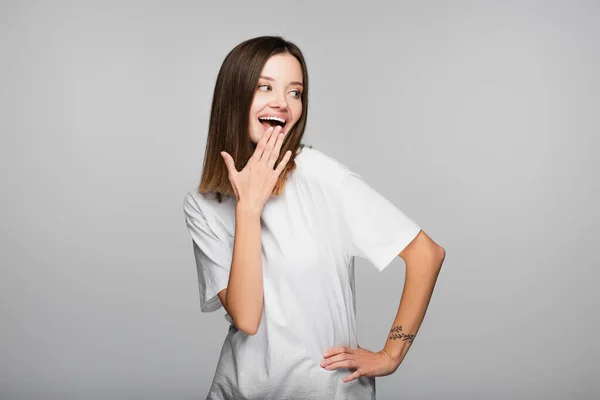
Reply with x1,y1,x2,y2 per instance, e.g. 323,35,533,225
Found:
197,36,310,203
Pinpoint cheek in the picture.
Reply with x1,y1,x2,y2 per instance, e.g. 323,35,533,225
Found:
292,103,303,124
249,98,266,117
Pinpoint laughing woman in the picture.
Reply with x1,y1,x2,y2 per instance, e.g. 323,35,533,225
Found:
183,36,446,400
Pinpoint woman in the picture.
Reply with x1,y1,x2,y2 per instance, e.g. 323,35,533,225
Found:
183,36,446,400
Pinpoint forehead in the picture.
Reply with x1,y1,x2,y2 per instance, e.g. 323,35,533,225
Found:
260,53,303,83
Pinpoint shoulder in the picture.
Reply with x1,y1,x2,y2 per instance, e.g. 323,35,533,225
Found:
294,145,350,187
183,190,202,219
183,189,234,228
183,190,214,223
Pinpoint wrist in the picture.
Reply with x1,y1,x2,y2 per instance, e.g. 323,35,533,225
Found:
236,201,262,218
383,326,415,365
382,344,406,366
380,347,402,368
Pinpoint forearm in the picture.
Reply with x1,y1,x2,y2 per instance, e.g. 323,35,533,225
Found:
382,248,445,365
226,203,264,334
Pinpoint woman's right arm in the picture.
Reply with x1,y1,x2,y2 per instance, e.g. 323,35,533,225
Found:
218,125,291,335
219,204,263,335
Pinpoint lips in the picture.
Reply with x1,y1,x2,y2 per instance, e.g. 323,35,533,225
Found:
258,118,287,133
258,119,284,131
258,113,287,121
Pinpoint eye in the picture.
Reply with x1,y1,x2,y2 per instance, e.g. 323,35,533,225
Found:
290,90,302,98
258,84,271,92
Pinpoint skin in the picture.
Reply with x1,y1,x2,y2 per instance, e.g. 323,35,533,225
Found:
219,126,291,334
248,53,303,144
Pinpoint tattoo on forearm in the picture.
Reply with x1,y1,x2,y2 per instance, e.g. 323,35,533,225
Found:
389,325,415,343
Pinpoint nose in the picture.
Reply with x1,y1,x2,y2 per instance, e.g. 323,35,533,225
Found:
268,90,288,110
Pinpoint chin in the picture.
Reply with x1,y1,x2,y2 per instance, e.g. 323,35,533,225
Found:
249,128,262,144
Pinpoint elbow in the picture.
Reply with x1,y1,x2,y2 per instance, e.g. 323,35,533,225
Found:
225,296,262,335
401,230,445,267
423,243,446,269
241,325,259,336
435,245,446,266
236,321,259,336
231,315,260,336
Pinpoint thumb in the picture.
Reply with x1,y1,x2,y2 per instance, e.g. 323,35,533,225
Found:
220,151,235,174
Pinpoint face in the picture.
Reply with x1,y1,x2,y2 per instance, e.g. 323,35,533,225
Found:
248,53,304,144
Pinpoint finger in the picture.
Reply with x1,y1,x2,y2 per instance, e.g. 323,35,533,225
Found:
220,152,237,175
220,152,239,199
273,150,292,176
249,127,274,164
261,125,281,162
343,370,362,383
260,125,282,162
322,353,352,367
267,130,285,168
325,358,357,371
229,180,239,200
325,346,354,358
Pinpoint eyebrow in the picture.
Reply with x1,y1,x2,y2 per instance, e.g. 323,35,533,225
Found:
259,75,304,87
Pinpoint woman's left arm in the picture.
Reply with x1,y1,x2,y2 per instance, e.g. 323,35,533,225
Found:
382,230,445,365
321,230,445,383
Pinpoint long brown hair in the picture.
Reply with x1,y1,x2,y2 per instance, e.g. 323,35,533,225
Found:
198,36,310,203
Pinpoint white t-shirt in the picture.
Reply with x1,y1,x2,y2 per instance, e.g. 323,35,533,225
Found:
183,145,421,400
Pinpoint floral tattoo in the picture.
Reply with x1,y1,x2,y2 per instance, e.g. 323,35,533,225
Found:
388,325,415,344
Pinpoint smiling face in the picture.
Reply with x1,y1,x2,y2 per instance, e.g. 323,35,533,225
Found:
248,53,304,144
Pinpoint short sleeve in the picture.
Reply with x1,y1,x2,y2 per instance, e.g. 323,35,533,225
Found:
338,171,422,271
183,193,232,312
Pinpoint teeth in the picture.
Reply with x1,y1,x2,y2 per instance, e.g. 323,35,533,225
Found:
258,116,286,124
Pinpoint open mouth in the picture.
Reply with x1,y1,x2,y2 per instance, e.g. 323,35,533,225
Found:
258,116,286,131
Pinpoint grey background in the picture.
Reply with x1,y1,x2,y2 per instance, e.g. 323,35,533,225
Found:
1,1,598,399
